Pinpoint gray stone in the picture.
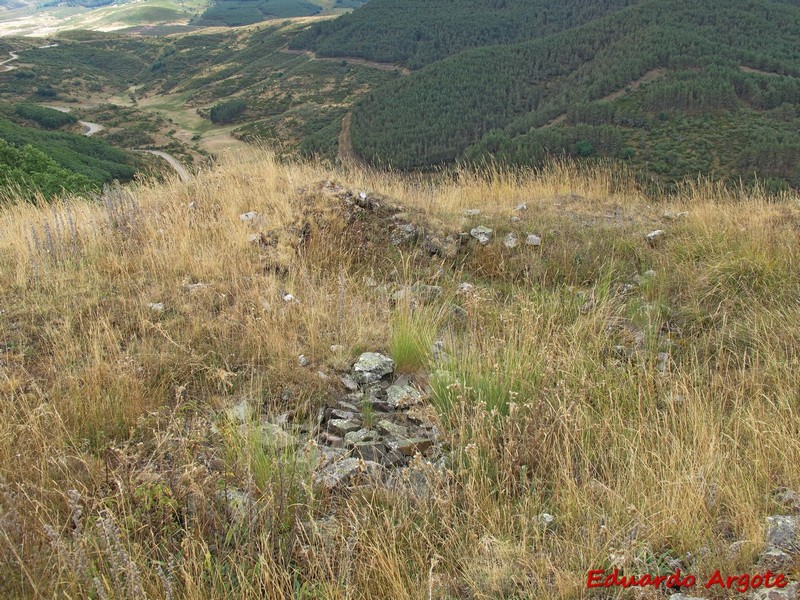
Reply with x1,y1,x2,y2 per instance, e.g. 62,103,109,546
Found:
510,215,521,223
662,211,688,221
380,449,407,468
386,383,423,409
377,419,409,439
239,211,258,221
298,354,310,367
774,488,800,513
330,408,358,421
525,234,542,247
340,374,359,391
503,233,519,249
313,457,383,490
515,203,528,211
538,513,555,525
463,209,481,217
330,344,345,353
470,226,494,245
751,583,798,600
328,418,361,437
642,269,657,279
148,302,164,312
646,229,666,245
388,437,434,456
760,548,794,571
766,515,800,554
344,429,378,447
352,442,386,463
390,223,419,246
352,352,395,384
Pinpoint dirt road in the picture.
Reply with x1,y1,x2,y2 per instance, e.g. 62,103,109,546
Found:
280,46,410,75
42,105,105,136
1,51,19,72
143,150,190,182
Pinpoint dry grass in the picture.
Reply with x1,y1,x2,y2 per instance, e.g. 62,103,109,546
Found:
1,149,799,598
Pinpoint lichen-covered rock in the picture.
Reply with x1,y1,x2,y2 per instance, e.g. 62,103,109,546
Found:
503,232,519,248
377,419,409,439
766,515,799,554
386,383,423,409
327,418,361,437
352,352,395,384
313,458,384,490
390,223,419,246
470,226,494,245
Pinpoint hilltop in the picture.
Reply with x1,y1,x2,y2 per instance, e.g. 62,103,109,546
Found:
1,152,799,597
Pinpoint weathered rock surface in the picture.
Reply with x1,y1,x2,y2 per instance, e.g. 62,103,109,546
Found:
470,226,493,244
352,352,395,384
503,233,519,248
525,233,542,247
766,515,799,554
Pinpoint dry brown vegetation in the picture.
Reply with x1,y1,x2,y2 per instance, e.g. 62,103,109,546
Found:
1,150,799,598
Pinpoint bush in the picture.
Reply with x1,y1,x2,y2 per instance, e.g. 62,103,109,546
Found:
209,99,247,124
14,103,78,130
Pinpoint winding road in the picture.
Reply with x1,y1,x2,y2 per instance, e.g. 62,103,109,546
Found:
142,150,190,182
42,105,105,137
1,51,19,72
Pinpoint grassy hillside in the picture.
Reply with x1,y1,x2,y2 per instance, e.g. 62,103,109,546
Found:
1,151,799,597
344,0,800,189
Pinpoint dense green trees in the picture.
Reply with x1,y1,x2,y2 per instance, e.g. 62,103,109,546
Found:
0,119,139,189
14,103,77,129
209,99,248,124
291,0,639,68
342,0,800,188
0,139,94,200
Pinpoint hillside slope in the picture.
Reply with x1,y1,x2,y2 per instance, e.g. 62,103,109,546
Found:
290,0,640,69
1,151,799,597
344,0,800,189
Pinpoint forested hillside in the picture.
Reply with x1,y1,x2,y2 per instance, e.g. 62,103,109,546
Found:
290,0,639,69
194,0,367,27
344,0,800,189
